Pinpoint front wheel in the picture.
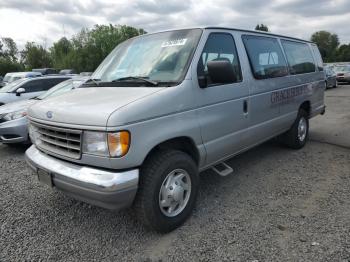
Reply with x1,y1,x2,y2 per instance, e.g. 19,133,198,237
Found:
134,150,199,233
280,109,309,149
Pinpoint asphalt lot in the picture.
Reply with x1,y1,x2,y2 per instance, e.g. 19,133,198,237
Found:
1,85,350,261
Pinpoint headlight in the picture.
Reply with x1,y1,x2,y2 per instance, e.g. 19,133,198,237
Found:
3,110,27,121
82,131,130,157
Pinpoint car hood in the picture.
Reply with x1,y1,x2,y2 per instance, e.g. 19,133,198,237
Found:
0,99,37,114
27,87,163,127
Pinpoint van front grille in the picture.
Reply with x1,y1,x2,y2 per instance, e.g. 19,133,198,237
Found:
31,122,82,159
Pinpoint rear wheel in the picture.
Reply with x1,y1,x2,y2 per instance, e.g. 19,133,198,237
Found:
281,109,309,149
134,150,199,233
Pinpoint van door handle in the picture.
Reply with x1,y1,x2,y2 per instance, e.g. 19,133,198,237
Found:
243,100,248,114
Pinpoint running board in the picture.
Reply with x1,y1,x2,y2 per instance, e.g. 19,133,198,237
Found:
211,162,233,177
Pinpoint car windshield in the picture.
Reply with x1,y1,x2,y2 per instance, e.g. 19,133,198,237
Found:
37,79,84,99
3,75,12,82
335,66,350,72
0,78,27,93
325,68,335,75
91,29,202,86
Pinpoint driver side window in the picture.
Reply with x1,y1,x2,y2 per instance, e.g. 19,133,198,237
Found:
197,33,242,85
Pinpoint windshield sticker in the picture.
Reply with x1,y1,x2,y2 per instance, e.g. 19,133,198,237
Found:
161,38,187,48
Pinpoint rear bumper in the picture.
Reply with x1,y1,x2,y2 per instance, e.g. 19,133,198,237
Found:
310,104,326,118
336,76,350,82
0,117,29,143
25,145,139,210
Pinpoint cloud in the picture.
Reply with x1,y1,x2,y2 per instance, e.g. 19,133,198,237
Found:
0,0,350,50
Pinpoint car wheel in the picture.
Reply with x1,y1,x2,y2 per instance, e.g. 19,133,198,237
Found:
280,109,309,149
134,149,199,233
325,80,329,89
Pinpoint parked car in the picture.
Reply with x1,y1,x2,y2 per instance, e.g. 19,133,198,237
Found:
0,76,71,106
0,77,87,144
324,66,337,88
59,69,76,75
32,68,58,75
334,65,350,83
25,27,325,232
79,72,93,76
2,72,42,86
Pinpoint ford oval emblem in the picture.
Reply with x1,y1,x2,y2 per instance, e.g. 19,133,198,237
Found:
46,111,53,119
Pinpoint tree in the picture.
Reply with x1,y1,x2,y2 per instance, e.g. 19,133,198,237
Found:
1,37,18,62
20,42,52,70
255,24,269,32
50,24,146,72
336,44,350,62
0,37,22,76
50,37,73,70
0,57,23,76
311,31,339,62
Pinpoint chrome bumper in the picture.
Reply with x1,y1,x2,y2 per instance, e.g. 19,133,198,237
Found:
25,145,139,210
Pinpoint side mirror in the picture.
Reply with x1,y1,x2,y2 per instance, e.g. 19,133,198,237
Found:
16,87,26,96
207,60,236,85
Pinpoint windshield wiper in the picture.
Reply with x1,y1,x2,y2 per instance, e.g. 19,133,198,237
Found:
112,76,158,86
31,97,42,100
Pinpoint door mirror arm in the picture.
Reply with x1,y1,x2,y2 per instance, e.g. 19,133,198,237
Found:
198,75,208,88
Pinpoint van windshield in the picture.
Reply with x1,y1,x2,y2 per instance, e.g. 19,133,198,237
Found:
90,29,202,87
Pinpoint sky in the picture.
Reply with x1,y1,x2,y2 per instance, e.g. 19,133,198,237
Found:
0,0,349,50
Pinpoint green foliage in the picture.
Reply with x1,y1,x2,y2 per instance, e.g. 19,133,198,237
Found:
51,24,146,72
336,44,350,62
255,24,269,32
311,31,339,62
20,42,52,70
49,37,72,70
0,37,23,76
0,24,145,76
0,57,23,76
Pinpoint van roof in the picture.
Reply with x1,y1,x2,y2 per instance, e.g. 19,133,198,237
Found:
146,26,313,44
204,26,313,43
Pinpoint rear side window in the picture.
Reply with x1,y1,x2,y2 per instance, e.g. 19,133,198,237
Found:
21,78,68,93
281,40,316,74
311,44,324,72
198,33,242,83
242,35,288,79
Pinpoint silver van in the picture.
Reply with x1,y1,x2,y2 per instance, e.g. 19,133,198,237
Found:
25,27,325,232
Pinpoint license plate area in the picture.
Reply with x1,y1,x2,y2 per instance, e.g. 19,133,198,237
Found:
37,169,53,187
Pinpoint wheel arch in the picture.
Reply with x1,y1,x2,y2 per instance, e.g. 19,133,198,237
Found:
142,136,200,167
299,100,311,118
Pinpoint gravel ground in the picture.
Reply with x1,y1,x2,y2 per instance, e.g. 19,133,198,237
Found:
1,85,350,262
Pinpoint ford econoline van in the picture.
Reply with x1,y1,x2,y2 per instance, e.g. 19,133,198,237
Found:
25,27,325,232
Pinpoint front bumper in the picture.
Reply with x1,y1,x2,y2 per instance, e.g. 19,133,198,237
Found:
25,145,139,210
0,117,29,143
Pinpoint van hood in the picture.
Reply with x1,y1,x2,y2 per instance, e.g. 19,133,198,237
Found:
27,87,163,127
0,99,37,114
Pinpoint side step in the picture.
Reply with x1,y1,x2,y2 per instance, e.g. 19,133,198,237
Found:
211,162,233,177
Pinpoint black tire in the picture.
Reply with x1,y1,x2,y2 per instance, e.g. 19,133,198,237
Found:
281,109,309,149
134,149,199,233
